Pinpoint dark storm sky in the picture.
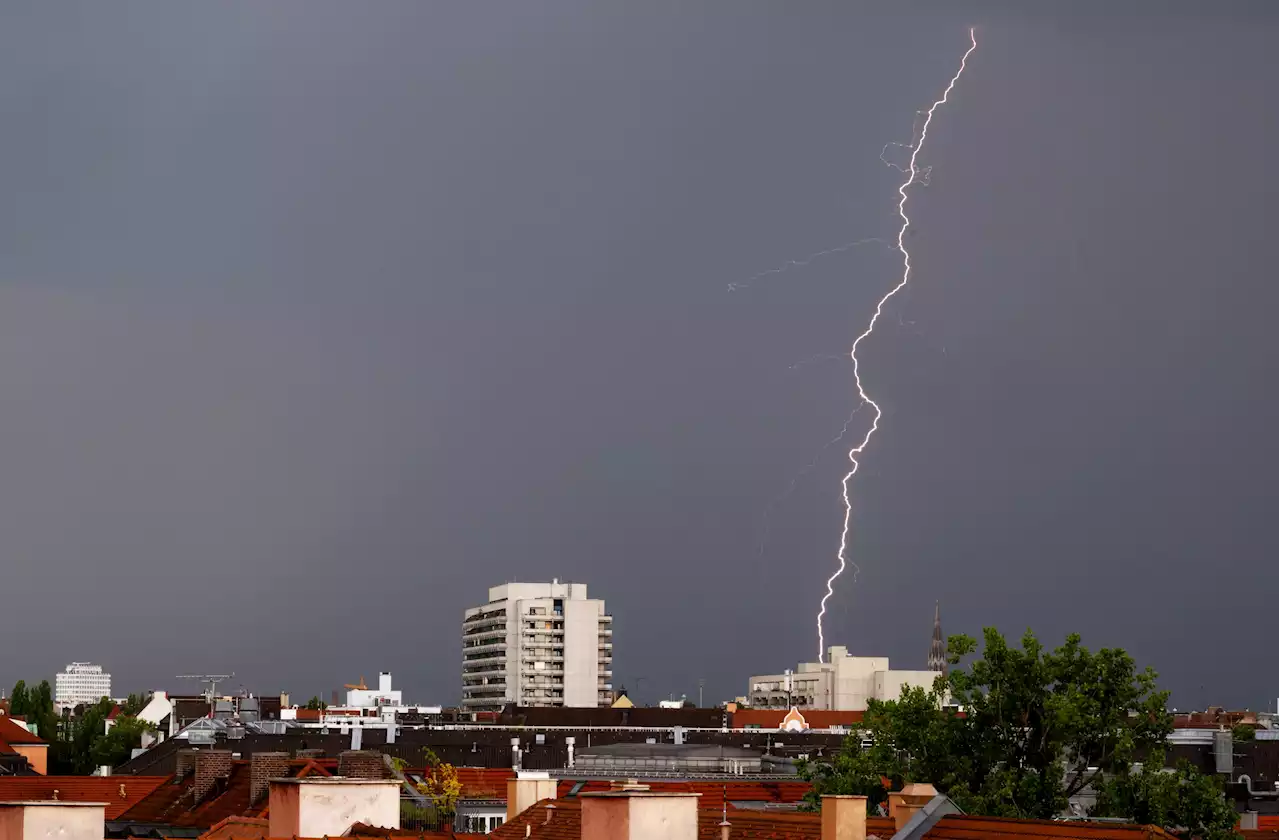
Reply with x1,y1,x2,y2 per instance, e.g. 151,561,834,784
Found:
2,2,1274,711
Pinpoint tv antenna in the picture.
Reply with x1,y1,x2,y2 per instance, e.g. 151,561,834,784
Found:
175,674,235,707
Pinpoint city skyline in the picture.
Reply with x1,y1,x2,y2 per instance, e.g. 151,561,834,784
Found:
0,2,1274,711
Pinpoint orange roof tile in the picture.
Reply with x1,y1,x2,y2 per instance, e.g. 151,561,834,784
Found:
116,758,342,828
924,814,1180,839
555,779,814,805
413,767,514,800
731,708,865,730
0,716,46,748
487,797,1191,840
198,816,269,840
0,776,168,820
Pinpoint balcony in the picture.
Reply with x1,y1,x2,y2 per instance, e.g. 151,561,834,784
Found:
463,613,508,630
458,640,501,653
463,627,507,642
462,663,506,678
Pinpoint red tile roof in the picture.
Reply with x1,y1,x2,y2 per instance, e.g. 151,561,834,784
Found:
115,758,342,828
556,779,813,805
198,816,269,840
924,815,1180,838
487,798,1191,840
731,709,865,730
0,776,168,819
0,716,46,748
412,767,514,800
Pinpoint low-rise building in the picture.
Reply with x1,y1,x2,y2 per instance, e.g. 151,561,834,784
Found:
748,646,940,710
0,717,48,775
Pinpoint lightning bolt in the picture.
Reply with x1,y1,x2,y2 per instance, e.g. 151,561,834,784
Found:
816,28,978,663
727,238,888,292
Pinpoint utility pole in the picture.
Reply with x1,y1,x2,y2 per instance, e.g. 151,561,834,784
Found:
698,679,705,708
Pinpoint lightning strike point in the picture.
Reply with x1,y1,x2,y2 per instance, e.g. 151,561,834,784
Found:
815,28,978,663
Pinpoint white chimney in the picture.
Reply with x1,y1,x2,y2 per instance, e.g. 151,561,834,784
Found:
820,795,867,840
506,770,556,821
267,778,400,838
579,786,699,840
565,736,575,768
0,802,106,840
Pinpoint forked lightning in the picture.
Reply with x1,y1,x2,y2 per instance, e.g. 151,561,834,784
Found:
816,28,978,661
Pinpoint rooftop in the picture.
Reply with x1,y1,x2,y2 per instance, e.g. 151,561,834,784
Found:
0,777,168,819
0,717,46,749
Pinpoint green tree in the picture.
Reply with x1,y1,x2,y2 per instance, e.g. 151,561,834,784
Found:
121,693,148,717
1092,751,1240,840
305,696,327,710
803,628,1182,824
1230,723,1255,743
91,715,151,769
67,698,115,775
8,681,29,720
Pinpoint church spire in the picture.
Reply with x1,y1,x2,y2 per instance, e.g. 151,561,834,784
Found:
928,601,946,673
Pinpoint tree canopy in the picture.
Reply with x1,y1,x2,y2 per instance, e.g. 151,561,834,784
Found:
800,628,1236,839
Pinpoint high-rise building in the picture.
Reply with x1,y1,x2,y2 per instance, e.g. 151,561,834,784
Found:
462,580,613,710
54,662,112,708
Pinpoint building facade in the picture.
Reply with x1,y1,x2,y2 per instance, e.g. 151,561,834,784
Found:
747,646,939,710
462,581,613,710
54,663,111,708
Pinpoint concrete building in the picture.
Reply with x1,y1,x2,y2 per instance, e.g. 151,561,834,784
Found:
747,646,939,711
345,672,402,708
53,663,111,709
462,581,613,710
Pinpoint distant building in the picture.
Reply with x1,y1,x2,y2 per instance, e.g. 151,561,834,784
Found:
462,580,613,710
345,672,402,708
747,646,939,711
54,662,111,708
927,602,946,673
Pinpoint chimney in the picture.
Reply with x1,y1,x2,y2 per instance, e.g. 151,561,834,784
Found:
250,752,291,804
887,783,937,832
337,750,385,779
820,795,867,840
173,748,198,783
0,802,106,840
506,770,557,821
267,778,400,838
580,786,699,840
193,750,233,804
510,737,522,770
565,737,575,768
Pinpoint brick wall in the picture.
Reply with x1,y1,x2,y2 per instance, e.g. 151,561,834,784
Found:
193,750,233,803
337,750,385,780
174,749,199,783
250,751,291,804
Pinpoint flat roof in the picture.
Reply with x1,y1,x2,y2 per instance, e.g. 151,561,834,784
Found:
0,801,108,807
268,778,397,785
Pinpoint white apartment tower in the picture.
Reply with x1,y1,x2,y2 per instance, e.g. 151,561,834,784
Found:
462,580,613,710
54,662,112,707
